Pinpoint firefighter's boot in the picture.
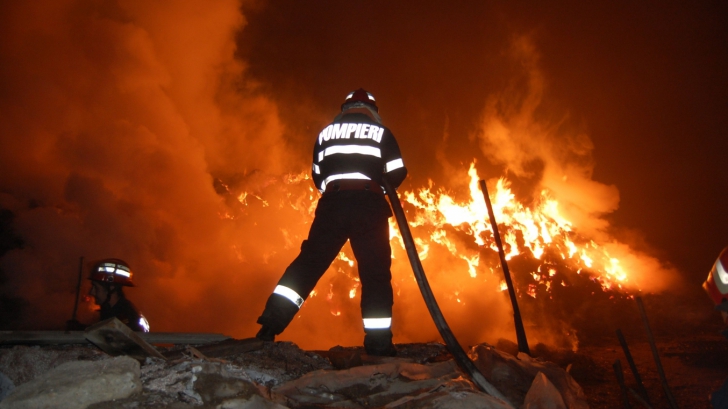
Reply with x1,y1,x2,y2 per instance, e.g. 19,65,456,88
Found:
255,325,277,342
364,328,396,356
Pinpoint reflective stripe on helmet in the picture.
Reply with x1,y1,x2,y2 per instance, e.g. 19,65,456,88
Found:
321,172,370,192
115,268,131,277
312,163,320,174
100,263,131,277
91,259,134,286
385,158,404,173
273,285,304,308
363,317,392,329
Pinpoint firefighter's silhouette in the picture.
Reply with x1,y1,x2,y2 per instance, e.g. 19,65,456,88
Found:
67,258,149,332
255,89,407,356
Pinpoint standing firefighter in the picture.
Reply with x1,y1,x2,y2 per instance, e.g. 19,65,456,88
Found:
88,258,150,332
256,88,408,356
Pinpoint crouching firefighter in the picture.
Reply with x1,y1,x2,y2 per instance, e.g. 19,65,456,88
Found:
87,258,150,332
255,88,408,356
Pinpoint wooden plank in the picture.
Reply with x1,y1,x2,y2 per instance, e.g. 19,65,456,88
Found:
142,333,231,345
0,330,231,345
84,317,167,361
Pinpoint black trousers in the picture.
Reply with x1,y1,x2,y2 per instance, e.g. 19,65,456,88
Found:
258,189,394,333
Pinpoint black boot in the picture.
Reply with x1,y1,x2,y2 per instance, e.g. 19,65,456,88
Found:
256,325,277,342
364,329,396,356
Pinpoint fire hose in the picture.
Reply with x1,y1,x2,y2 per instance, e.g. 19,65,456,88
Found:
382,177,511,405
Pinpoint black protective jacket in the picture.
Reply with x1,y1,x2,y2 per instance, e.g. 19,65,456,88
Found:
100,297,146,332
312,113,407,192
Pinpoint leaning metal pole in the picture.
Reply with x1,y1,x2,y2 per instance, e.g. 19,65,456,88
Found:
70,256,84,324
616,328,652,407
636,296,679,409
383,177,512,406
479,180,530,355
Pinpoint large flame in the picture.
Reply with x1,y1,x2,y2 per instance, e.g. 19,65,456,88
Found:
218,158,676,350
400,162,630,292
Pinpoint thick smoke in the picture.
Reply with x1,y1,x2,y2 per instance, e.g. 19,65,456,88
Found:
476,36,679,293
0,0,302,338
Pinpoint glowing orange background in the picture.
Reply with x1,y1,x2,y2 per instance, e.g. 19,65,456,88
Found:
0,1,725,350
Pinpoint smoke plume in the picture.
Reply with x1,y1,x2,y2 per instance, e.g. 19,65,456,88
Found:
0,0,302,338
476,36,679,294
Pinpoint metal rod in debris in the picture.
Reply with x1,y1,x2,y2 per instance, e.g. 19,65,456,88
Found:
636,296,679,409
613,359,632,408
70,256,84,323
479,179,530,355
383,177,512,406
617,328,652,406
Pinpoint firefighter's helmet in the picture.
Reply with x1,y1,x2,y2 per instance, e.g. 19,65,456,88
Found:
341,88,378,112
89,258,135,287
704,247,728,305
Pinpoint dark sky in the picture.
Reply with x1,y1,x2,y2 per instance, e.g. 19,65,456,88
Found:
0,0,726,348
237,0,728,283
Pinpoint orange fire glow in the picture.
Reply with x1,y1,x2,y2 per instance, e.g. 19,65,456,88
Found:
219,159,674,350
396,162,631,292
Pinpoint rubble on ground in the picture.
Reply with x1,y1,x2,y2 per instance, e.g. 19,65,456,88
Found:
0,355,140,409
0,339,592,409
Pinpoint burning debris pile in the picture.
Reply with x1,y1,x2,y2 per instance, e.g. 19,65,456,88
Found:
0,338,592,409
212,160,676,350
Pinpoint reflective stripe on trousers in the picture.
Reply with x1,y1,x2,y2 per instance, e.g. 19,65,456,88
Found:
363,317,392,330
273,285,305,308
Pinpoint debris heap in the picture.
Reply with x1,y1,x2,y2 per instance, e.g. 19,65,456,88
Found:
0,336,589,409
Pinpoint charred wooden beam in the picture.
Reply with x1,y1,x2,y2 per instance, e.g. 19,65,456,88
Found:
84,317,167,360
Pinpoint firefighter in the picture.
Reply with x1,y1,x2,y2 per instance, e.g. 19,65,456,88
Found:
704,247,728,408
87,258,149,332
704,247,728,328
255,88,408,356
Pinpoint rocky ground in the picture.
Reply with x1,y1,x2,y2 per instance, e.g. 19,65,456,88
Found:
0,338,588,409
1,291,726,408
0,327,726,408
